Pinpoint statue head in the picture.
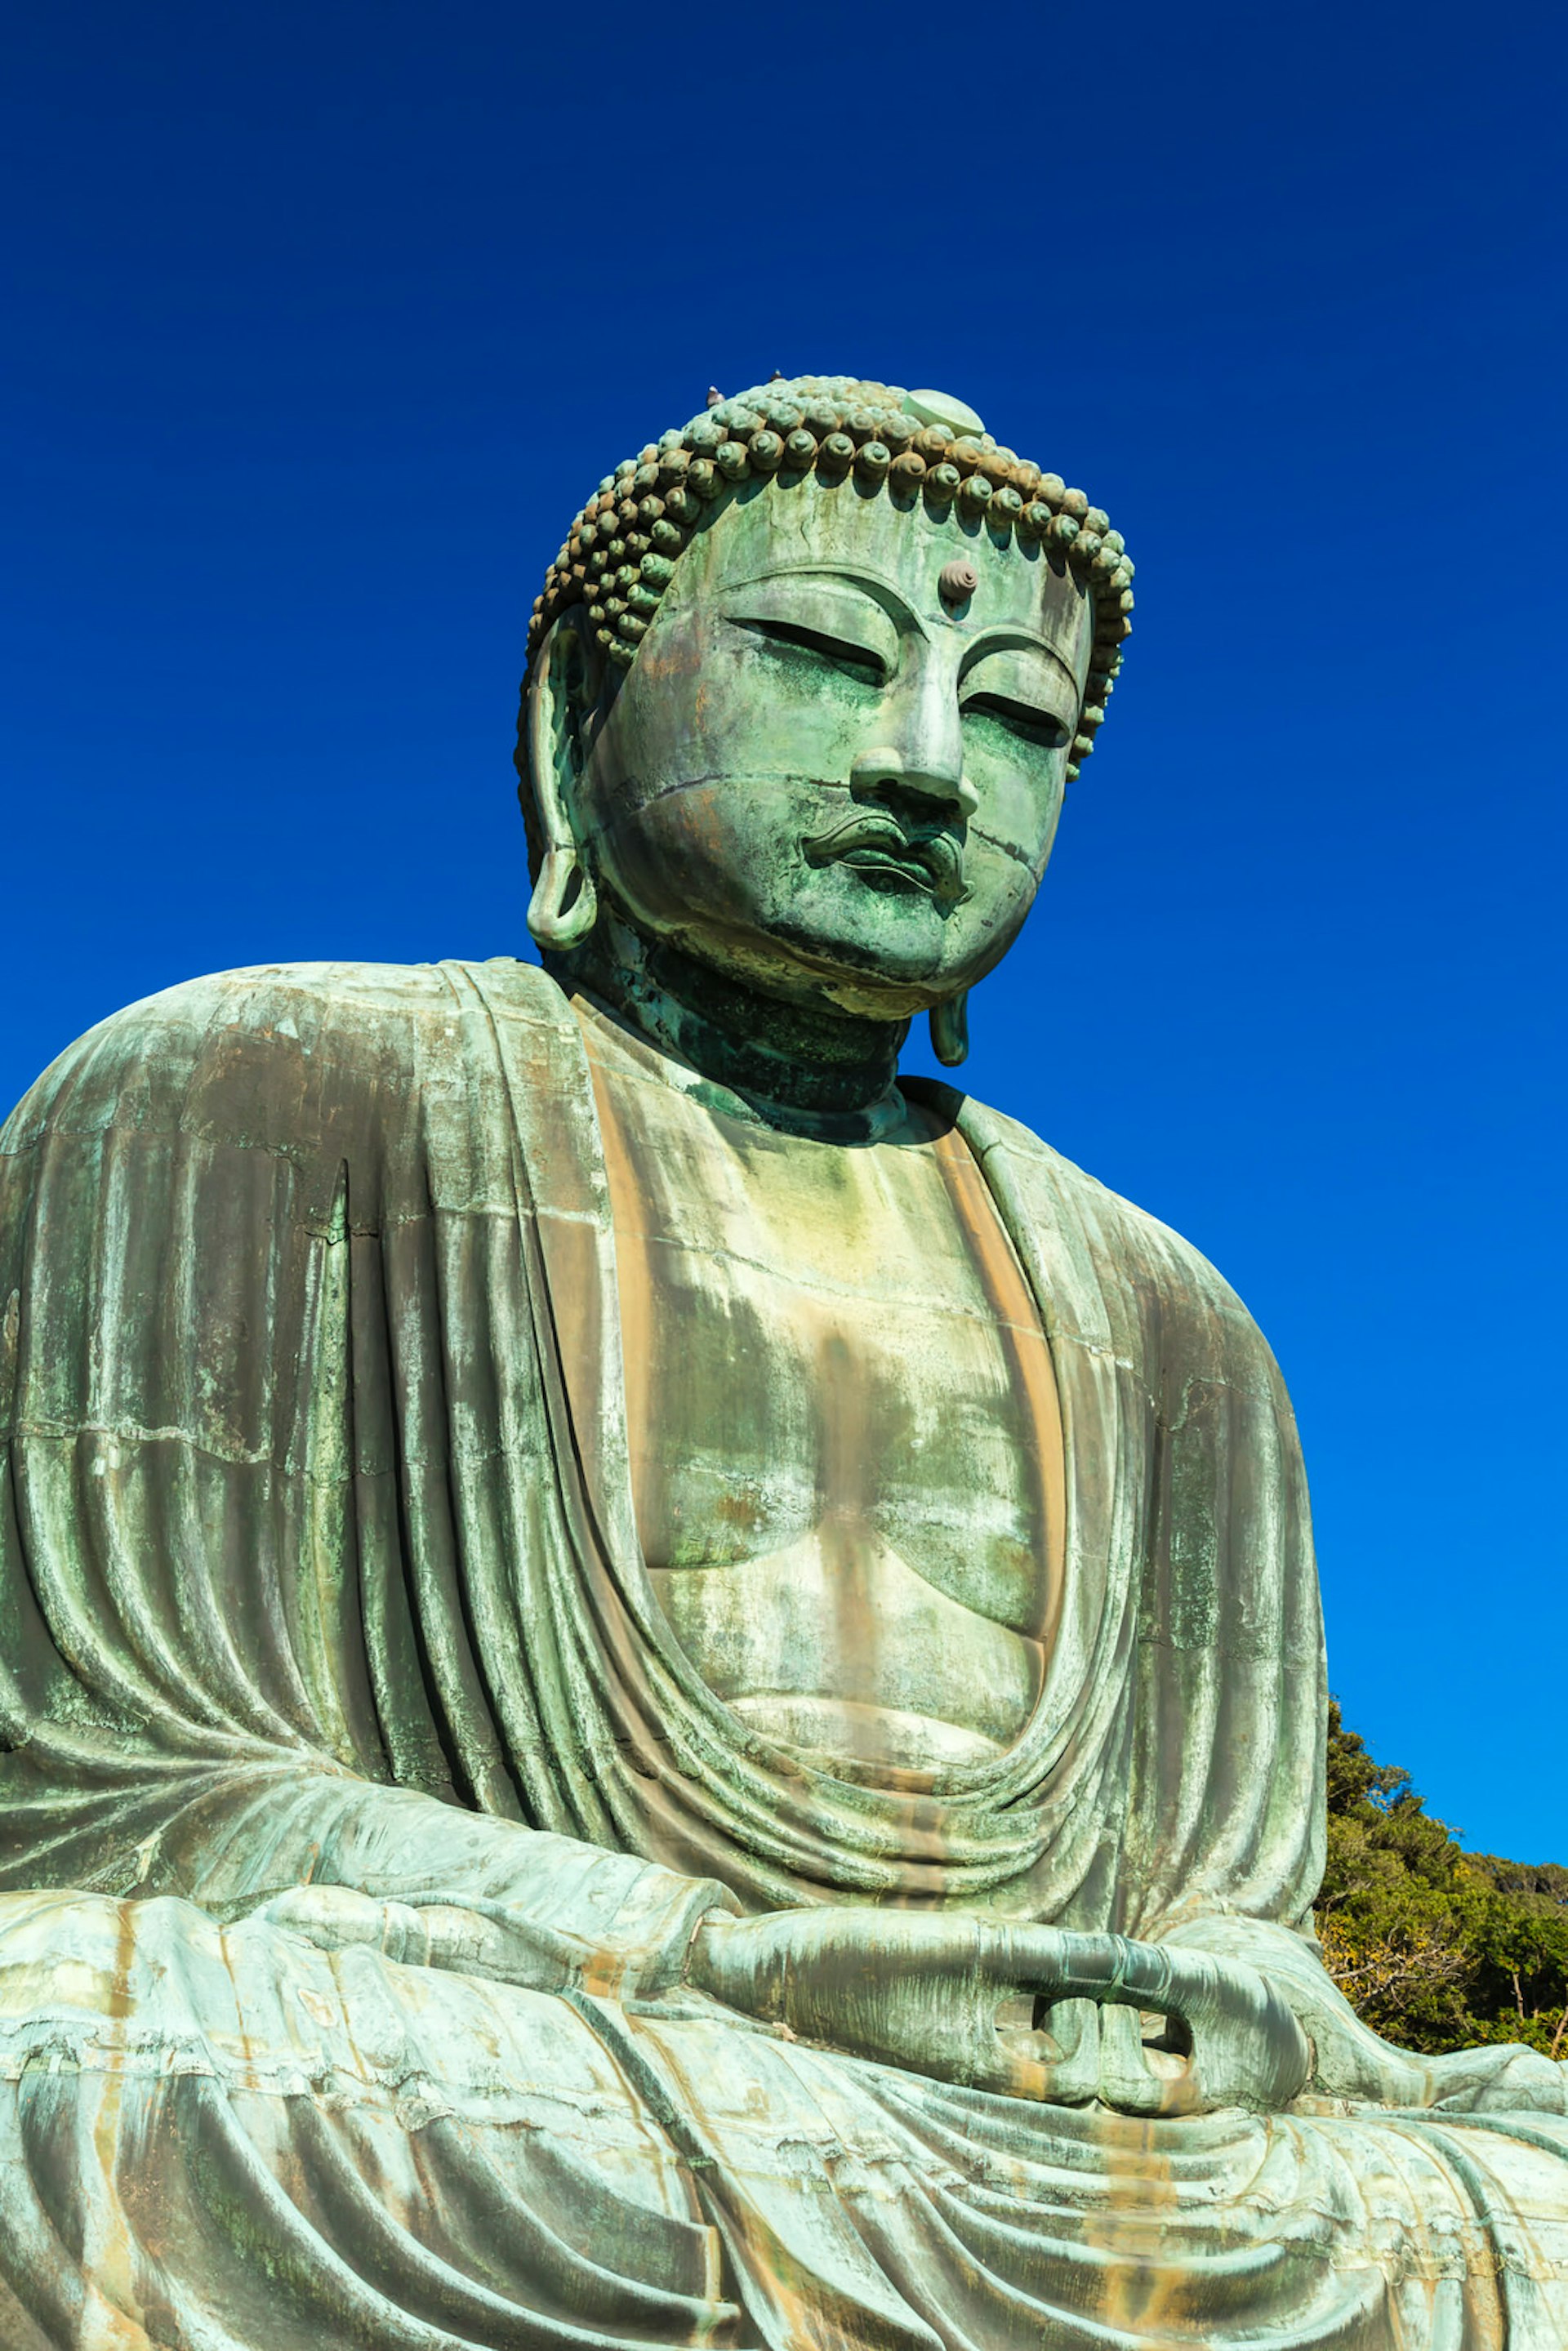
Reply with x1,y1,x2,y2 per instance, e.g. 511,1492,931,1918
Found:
516,376,1133,1071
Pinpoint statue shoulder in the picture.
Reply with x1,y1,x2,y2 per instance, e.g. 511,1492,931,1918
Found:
925,1081,1280,1374
2,955,571,1159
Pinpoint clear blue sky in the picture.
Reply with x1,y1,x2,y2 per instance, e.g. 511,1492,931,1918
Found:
4,2,1564,1856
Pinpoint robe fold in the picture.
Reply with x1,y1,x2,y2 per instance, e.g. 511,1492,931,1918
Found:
0,955,1563,2348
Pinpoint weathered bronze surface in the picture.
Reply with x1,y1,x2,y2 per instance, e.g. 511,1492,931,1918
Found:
0,373,1564,2345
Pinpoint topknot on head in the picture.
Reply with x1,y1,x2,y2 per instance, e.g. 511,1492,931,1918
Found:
524,373,1134,782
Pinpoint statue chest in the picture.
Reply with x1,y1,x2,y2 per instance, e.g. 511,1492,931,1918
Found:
585,1026,1065,1778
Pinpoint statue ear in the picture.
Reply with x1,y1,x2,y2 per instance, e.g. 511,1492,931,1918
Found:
526,613,600,951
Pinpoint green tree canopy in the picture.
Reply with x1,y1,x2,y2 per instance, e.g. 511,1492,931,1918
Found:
1320,1704,1568,2057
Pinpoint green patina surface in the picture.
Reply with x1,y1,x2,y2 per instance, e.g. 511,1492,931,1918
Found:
0,376,1563,2347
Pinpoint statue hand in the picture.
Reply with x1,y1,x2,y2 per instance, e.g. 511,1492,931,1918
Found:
683,1906,1070,2097
1124,1943,1313,2116
248,1886,595,1994
684,1910,1312,2114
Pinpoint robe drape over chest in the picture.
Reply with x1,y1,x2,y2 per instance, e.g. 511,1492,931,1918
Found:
0,956,1563,2349
0,955,1323,1933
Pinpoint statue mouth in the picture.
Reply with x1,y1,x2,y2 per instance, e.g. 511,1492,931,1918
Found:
801,813,967,910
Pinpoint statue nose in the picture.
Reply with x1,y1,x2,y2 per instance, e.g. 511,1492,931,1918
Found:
850,746,978,821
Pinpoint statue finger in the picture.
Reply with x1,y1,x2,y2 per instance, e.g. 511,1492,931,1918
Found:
1094,1999,1178,2116
1156,1951,1312,2113
977,2033,1055,2101
250,1886,377,1944
989,1995,1107,2106
250,1886,429,1962
985,1926,1175,2010
416,1902,523,1983
1031,1997,1106,2105
976,1923,1071,1989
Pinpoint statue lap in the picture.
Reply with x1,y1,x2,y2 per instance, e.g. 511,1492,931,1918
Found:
2,1882,1565,2348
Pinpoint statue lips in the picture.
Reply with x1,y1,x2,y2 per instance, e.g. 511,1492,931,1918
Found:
801,811,968,911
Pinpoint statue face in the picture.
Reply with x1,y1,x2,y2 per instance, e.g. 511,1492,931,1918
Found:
557,475,1096,1020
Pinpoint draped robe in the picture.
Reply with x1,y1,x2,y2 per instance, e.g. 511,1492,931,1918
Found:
0,955,1564,2349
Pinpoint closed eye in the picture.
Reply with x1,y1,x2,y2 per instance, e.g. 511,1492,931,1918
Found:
961,693,1071,752
732,616,885,687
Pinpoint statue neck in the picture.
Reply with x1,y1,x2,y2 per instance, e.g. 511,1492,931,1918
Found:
549,912,910,1137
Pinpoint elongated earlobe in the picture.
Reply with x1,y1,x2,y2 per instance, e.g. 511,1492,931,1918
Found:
929,993,969,1067
528,844,599,951
524,617,599,953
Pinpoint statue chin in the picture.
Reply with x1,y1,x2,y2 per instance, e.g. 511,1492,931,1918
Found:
0,369,1561,2350
577,823,1025,1026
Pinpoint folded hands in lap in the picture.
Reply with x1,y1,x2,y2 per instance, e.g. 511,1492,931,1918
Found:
253,1886,1311,2117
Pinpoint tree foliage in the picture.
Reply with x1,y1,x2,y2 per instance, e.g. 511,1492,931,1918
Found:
1318,1703,1568,2056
